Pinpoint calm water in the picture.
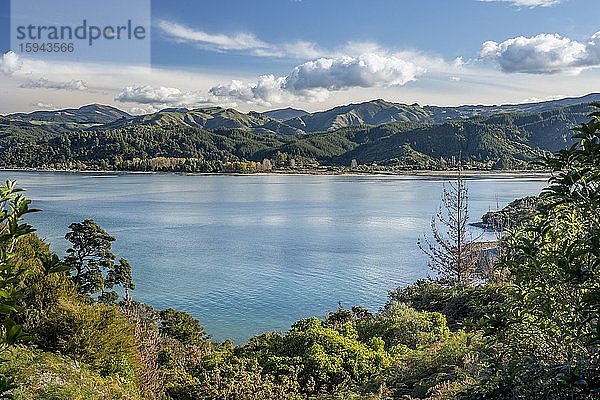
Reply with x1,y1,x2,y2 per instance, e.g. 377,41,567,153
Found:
1,171,547,342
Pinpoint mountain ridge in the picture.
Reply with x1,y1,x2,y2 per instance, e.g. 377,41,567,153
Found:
5,93,600,134
1,94,597,172
8,104,131,126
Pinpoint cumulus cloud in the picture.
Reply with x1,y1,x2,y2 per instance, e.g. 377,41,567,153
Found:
0,51,23,75
115,85,218,108
210,53,425,105
128,105,162,115
20,78,88,91
210,76,292,106
288,53,422,90
479,0,561,8
480,32,600,74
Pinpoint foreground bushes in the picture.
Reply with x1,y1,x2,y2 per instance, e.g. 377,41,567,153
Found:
3,226,594,399
388,280,509,330
35,298,139,379
0,346,142,400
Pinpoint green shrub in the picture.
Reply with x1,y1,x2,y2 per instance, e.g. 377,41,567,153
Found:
34,298,140,383
163,340,301,400
357,302,449,350
388,280,509,330
159,308,207,345
11,234,49,274
385,331,483,398
255,317,390,396
0,346,142,400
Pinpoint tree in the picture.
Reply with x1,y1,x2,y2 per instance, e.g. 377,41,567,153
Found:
159,308,207,345
418,166,480,285
478,106,600,398
254,317,389,396
0,180,39,344
0,181,43,396
64,219,134,302
262,158,273,171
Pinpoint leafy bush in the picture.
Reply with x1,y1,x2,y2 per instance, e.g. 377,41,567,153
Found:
471,107,600,398
249,317,390,396
159,308,207,345
356,302,449,350
385,331,483,398
0,346,142,400
388,280,509,330
33,298,140,382
162,339,302,400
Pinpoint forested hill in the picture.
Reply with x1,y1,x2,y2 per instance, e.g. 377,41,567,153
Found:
1,95,597,172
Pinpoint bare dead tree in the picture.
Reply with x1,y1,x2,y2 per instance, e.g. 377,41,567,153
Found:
418,165,480,285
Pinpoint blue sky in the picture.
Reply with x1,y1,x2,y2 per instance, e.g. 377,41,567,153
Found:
1,0,600,114
150,0,597,71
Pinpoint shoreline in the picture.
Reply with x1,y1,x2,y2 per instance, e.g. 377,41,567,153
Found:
0,167,552,179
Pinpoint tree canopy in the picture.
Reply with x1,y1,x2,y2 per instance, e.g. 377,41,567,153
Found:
65,219,134,302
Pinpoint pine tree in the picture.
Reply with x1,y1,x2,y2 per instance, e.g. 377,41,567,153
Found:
418,166,480,285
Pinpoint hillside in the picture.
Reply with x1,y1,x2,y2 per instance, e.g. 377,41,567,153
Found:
262,107,309,121
101,107,304,136
424,93,600,123
3,93,596,135
284,99,433,132
323,121,545,169
0,94,596,172
8,104,131,127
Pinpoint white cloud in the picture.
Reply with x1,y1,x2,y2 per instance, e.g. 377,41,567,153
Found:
20,78,88,91
114,85,219,108
210,53,425,105
127,105,160,115
210,75,292,106
288,53,424,90
158,20,272,53
480,32,600,74
3,30,599,116
282,41,325,59
479,0,561,8
336,43,465,77
521,94,566,102
32,102,56,109
157,20,325,59
0,51,23,75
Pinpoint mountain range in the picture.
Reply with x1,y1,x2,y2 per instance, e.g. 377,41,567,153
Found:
1,93,598,172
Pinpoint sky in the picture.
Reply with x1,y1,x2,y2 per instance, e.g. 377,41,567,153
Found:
1,0,600,114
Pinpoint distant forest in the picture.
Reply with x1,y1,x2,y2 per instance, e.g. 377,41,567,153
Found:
1,96,597,172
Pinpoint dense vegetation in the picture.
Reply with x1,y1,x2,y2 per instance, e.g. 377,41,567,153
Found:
474,196,544,230
0,98,595,172
0,108,598,399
